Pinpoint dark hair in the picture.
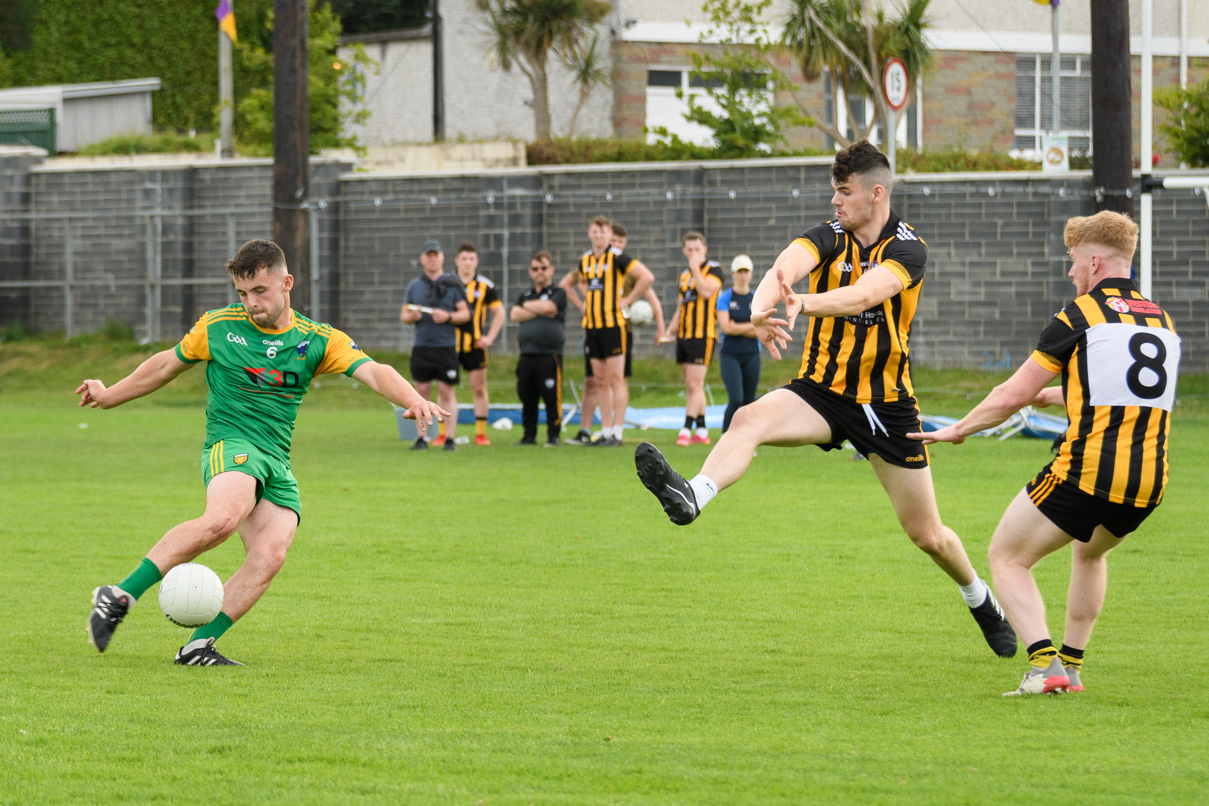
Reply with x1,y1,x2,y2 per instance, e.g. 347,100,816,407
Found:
589,215,612,229
531,249,552,265
226,239,286,280
610,223,627,239
831,140,892,191
457,242,477,255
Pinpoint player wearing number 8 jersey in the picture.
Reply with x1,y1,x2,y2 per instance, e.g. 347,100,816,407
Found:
912,211,1181,696
79,239,447,666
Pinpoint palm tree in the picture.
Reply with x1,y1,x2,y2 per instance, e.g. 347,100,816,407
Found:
781,0,933,148
476,0,612,141
566,34,610,138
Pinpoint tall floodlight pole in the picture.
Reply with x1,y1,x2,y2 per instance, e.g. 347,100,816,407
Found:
274,0,310,313
1050,4,1060,137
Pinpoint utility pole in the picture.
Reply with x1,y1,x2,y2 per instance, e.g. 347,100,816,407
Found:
433,0,445,142
1090,0,1133,217
273,0,310,313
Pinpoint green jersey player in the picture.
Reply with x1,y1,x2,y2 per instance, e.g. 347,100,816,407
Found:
79,239,447,666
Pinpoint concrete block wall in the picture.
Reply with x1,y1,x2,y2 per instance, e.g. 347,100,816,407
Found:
2,156,1206,373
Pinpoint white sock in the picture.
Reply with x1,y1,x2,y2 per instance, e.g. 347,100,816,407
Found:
959,576,990,608
688,474,718,511
678,427,691,437
695,427,709,438
612,426,624,440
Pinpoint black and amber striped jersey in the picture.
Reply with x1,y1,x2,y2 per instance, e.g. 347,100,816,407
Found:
578,247,636,330
1030,278,1181,507
793,212,927,403
456,274,502,353
676,260,725,340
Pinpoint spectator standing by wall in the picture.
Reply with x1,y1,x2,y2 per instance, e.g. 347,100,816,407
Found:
512,251,567,446
453,243,505,446
400,239,470,451
716,254,761,432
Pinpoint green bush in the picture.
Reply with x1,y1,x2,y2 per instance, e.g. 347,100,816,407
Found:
526,136,828,165
77,132,215,156
897,147,1039,173
1155,79,1209,167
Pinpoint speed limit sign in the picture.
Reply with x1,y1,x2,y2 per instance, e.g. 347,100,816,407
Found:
884,58,908,111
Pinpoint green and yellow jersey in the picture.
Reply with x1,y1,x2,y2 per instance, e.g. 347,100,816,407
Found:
175,305,372,461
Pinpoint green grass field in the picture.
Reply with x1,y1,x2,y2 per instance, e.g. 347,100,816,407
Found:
2,342,1208,804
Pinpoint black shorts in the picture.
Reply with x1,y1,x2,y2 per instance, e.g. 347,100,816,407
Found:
458,347,488,372
585,336,632,378
410,346,459,385
584,326,626,361
784,378,928,469
1026,466,1157,542
676,337,715,367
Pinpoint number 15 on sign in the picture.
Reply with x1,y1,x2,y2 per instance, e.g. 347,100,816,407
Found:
883,58,908,111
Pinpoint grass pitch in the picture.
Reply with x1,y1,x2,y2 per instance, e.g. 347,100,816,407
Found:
2,343,1207,804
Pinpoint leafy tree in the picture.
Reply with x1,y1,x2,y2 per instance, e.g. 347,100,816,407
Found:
0,0,38,56
234,0,374,155
1155,79,1209,167
475,0,611,141
651,0,810,158
325,0,430,33
5,0,369,155
781,0,932,148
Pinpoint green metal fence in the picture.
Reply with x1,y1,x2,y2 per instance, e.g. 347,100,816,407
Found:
0,108,56,155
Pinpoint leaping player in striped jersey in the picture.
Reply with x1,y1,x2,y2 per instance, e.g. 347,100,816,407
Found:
636,140,1019,660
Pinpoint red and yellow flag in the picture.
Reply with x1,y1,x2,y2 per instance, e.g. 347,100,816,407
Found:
215,0,237,43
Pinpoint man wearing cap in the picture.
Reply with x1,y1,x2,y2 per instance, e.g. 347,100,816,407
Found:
716,254,761,432
511,250,567,446
401,239,471,451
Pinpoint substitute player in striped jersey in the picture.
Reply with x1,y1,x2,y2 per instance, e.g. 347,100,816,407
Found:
453,243,504,446
662,231,725,446
560,215,655,446
636,140,1018,658
912,211,1180,696
80,239,447,666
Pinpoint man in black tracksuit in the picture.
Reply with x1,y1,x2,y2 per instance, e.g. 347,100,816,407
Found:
511,251,567,446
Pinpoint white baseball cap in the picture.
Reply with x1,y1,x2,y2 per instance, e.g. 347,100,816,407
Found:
731,254,754,272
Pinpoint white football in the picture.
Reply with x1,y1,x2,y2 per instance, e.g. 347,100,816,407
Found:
158,563,224,627
627,299,655,327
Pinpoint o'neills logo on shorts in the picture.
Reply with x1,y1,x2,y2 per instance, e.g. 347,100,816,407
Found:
234,454,249,465
905,455,925,462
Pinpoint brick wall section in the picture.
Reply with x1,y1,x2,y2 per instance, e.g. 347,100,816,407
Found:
0,152,38,326
610,41,828,152
2,158,1206,372
923,51,1017,152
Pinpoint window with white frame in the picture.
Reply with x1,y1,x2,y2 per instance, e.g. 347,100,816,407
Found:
1014,54,1092,154
645,67,771,146
822,69,919,152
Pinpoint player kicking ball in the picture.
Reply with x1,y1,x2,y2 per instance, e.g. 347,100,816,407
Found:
80,239,447,666
635,140,1017,659
910,211,1180,695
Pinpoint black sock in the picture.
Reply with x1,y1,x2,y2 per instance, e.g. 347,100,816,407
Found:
684,415,694,429
1026,639,1057,669
1059,644,1084,669
695,415,706,429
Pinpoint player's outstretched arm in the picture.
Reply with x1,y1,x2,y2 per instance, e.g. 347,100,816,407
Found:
352,361,449,428
1032,386,1064,408
909,360,1058,445
796,265,904,318
619,262,654,309
77,348,192,409
559,271,585,312
643,287,668,335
